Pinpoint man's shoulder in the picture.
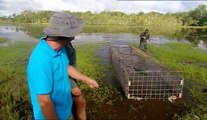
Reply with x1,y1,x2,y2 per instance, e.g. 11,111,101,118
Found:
140,32,145,35
31,43,47,58
29,43,52,64
65,45,74,51
65,45,75,55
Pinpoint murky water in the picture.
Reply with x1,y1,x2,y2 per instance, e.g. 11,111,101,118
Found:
0,25,207,50
0,26,38,47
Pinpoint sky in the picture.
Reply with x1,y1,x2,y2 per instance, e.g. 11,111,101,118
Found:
0,0,207,17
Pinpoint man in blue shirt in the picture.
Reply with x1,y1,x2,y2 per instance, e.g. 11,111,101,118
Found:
27,12,99,120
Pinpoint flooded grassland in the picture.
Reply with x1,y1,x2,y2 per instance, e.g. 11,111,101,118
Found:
0,25,207,119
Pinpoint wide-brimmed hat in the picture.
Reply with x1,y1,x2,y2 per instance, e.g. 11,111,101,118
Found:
43,12,84,38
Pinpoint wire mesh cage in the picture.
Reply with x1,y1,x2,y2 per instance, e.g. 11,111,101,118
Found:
110,45,184,100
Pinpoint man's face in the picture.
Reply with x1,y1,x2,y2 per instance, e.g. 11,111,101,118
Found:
59,37,75,46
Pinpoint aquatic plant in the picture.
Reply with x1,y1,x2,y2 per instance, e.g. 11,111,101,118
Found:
0,38,8,43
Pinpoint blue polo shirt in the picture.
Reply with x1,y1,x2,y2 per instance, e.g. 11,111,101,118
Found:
27,37,72,119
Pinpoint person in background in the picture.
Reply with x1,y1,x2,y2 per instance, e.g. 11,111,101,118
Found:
139,29,150,52
27,12,99,120
65,42,87,120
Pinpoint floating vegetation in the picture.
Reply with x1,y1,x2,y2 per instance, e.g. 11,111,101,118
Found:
0,38,8,43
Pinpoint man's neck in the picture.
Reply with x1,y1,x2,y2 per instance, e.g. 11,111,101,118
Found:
46,40,63,52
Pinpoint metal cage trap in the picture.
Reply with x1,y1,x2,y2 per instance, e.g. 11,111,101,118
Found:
110,45,184,101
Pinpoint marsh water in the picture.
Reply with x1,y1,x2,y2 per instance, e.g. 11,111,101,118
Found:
0,25,207,49
1,25,207,119
1,24,207,85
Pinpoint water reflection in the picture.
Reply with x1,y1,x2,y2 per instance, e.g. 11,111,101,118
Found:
182,28,207,49
0,25,38,46
198,40,207,50
0,25,206,50
74,33,139,46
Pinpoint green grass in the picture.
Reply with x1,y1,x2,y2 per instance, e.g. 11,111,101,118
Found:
0,38,8,43
75,43,115,103
148,43,207,83
131,42,207,119
3,40,206,119
0,42,35,119
0,42,115,119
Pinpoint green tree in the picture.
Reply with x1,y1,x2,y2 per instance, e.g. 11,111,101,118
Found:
189,5,207,26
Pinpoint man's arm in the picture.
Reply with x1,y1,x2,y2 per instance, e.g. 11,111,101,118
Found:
37,94,58,119
140,33,143,38
65,45,78,88
146,33,150,39
146,33,150,43
68,65,99,88
140,33,147,40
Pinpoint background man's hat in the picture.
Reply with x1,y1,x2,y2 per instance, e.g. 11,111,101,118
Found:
43,12,84,38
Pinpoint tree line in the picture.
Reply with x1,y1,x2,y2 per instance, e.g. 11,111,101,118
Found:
0,5,206,26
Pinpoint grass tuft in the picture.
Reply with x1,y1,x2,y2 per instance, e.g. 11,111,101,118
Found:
0,38,8,43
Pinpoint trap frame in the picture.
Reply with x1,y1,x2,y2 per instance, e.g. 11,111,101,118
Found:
110,45,184,100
